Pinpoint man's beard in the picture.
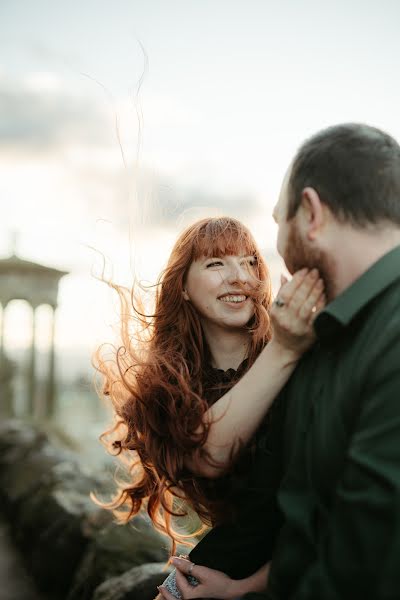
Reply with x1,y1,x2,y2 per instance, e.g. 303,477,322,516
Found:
284,220,336,301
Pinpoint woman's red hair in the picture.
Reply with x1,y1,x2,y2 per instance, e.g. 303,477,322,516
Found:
93,217,273,553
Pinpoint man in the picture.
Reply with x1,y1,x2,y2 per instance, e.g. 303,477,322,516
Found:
160,123,400,599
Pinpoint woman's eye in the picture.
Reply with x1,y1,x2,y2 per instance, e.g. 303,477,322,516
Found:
206,261,223,268
247,256,258,266
240,257,257,267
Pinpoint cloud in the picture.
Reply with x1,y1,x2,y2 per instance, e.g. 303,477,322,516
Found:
150,178,260,224
76,162,261,230
27,41,81,70
0,73,261,235
0,74,109,152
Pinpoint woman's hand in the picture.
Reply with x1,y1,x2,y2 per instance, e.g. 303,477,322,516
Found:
157,557,239,599
270,268,325,359
158,557,271,599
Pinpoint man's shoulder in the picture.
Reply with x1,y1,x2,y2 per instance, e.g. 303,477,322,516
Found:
359,276,400,348
333,274,400,355
369,271,400,311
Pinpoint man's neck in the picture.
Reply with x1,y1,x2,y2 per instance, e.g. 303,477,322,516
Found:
202,324,250,371
330,226,400,299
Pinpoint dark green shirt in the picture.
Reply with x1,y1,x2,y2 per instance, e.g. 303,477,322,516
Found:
247,244,400,599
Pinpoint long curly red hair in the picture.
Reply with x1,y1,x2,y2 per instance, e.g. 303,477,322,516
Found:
93,217,273,553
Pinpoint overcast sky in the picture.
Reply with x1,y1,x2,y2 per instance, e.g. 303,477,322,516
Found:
1,0,400,362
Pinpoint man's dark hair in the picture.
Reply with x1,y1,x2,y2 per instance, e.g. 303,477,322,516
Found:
287,123,400,226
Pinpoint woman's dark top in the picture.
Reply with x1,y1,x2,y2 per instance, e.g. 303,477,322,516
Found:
188,361,286,580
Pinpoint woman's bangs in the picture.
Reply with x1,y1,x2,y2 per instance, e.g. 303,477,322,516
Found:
192,219,257,260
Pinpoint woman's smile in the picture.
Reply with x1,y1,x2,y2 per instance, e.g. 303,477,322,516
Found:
183,254,257,328
218,293,249,305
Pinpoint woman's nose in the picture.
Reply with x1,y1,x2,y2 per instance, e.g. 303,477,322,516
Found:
226,264,248,284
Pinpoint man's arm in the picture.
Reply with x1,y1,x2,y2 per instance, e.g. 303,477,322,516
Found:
268,332,400,599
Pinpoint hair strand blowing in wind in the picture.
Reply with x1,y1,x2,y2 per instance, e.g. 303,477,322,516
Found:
92,217,273,553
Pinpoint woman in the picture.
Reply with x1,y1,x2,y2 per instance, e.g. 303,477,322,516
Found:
95,216,324,598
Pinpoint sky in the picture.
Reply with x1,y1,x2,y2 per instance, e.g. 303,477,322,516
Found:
1,0,400,374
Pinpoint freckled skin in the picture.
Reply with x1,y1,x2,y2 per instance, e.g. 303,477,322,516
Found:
183,254,257,331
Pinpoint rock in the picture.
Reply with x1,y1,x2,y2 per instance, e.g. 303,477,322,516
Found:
15,486,88,595
67,515,170,600
0,420,172,600
0,420,75,516
0,514,43,600
92,562,172,600
0,420,108,597
1,441,63,513
0,419,48,458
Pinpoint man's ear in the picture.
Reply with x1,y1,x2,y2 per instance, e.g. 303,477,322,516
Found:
300,187,325,241
182,289,190,301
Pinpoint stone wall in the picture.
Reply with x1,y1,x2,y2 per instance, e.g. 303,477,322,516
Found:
0,420,172,600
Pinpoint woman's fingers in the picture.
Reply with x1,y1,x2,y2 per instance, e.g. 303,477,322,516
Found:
167,558,204,598
158,567,204,599
297,278,324,320
172,557,197,576
170,558,233,599
275,268,308,305
270,267,326,356
157,586,177,599
287,269,320,314
309,293,326,324
175,569,204,598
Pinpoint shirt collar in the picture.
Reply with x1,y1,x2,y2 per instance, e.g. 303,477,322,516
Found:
314,244,400,340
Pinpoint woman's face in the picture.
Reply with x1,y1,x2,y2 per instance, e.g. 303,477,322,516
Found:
183,253,258,331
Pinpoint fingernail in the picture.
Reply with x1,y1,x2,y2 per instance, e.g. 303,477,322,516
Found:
300,268,308,275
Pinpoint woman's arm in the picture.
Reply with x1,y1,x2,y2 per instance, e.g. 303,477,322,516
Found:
231,561,271,597
158,557,271,599
188,269,325,477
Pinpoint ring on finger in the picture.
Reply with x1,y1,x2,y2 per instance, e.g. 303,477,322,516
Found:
188,562,195,575
273,297,285,308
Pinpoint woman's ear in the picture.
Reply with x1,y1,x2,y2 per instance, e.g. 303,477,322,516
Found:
182,289,190,301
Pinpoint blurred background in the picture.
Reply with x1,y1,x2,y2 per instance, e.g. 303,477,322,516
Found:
1,0,400,458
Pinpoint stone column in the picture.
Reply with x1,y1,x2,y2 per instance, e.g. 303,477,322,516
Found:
46,306,57,419
0,302,14,417
28,304,37,417
0,302,4,364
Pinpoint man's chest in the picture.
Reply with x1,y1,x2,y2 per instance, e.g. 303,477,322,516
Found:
284,334,369,505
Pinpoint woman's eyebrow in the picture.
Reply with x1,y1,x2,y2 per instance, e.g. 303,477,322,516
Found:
202,256,221,262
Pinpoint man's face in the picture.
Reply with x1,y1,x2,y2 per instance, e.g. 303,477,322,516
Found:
273,168,335,297
284,218,317,274
273,168,303,274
